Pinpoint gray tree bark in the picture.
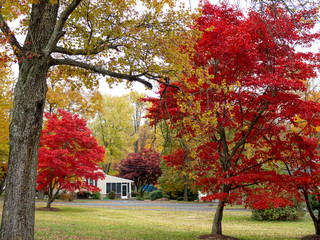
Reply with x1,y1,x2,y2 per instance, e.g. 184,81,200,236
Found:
0,1,58,239
1,59,49,240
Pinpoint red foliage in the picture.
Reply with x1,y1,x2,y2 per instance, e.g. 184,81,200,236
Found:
144,2,320,211
37,109,105,195
115,148,162,196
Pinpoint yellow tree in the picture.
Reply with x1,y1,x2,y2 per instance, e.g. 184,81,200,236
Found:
128,91,148,153
0,66,13,195
0,67,12,159
91,94,136,174
46,78,103,118
0,0,196,239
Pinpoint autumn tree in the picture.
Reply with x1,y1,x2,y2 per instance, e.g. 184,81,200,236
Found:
46,77,103,118
128,91,146,153
115,148,162,197
0,67,12,162
158,161,199,200
37,109,105,208
0,0,195,238
144,88,197,201
91,95,136,172
0,66,13,195
145,2,320,238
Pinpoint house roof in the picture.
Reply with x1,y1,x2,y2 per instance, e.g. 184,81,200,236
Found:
104,174,134,183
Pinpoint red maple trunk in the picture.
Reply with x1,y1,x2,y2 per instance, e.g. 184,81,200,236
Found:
212,199,225,235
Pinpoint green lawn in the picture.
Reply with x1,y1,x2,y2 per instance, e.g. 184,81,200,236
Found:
27,203,315,240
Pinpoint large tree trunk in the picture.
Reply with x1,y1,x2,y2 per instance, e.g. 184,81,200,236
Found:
0,1,58,239
212,199,225,235
0,59,49,240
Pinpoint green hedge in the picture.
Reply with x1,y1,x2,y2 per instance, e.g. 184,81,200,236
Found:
252,204,304,221
77,191,91,199
151,190,163,201
108,191,116,200
92,192,101,200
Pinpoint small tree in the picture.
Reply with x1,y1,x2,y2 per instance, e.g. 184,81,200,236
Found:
37,109,105,208
115,148,162,197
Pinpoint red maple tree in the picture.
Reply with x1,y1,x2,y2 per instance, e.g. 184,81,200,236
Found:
37,109,105,208
144,2,320,237
115,148,162,197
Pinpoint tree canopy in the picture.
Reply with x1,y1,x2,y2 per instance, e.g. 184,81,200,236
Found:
145,2,320,237
90,94,136,169
37,109,105,208
115,148,162,197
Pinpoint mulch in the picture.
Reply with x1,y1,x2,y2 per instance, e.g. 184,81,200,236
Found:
301,235,320,240
197,234,240,240
36,207,61,212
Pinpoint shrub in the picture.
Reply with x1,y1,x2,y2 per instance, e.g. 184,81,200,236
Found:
252,204,304,221
163,194,169,199
92,191,101,200
143,192,151,199
60,192,77,201
131,191,138,197
77,191,91,199
150,190,163,201
69,192,77,201
108,191,116,200
166,190,199,201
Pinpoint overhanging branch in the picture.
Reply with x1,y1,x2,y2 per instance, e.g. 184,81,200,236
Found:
50,57,153,89
53,43,120,56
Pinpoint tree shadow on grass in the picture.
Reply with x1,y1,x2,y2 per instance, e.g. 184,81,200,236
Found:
36,206,93,213
197,234,240,240
36,207,61,212
301,235,320,240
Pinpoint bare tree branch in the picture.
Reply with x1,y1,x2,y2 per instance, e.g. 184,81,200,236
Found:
49,57,153,89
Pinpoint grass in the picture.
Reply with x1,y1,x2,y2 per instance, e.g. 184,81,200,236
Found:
0,202,316,239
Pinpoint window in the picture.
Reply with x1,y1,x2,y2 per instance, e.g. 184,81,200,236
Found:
117,183,121,193
106,183,111,193
112,183,116,192
87,178,96,186
106,182,125,194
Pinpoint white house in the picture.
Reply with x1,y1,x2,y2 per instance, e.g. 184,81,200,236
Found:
88,172,134,199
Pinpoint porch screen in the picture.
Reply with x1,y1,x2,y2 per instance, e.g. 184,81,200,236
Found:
106,183,122,194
